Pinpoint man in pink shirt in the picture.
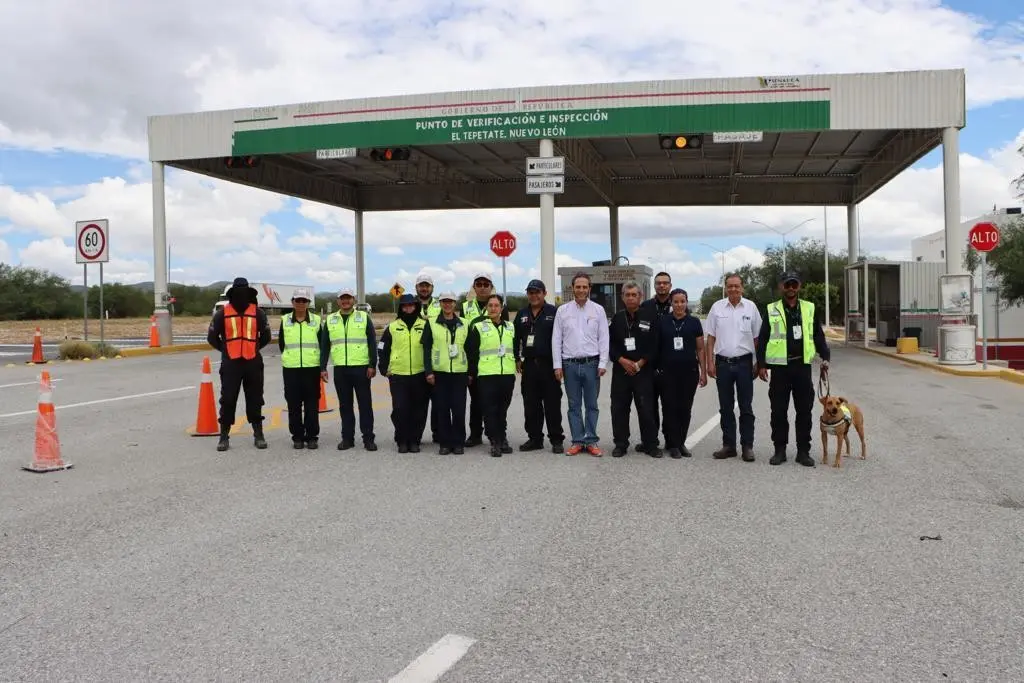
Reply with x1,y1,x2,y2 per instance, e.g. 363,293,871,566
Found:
551,272,610,456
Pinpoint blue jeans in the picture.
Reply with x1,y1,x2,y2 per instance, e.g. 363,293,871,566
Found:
563,359,601,445
715,355,755,449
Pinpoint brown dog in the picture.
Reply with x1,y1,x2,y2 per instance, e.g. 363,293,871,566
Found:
819,395,866,468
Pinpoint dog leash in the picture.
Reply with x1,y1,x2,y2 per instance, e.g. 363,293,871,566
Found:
817,366,830,399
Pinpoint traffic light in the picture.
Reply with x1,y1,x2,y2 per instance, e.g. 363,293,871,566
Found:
658,134,703,150
224,156,261,169
369,147,411,161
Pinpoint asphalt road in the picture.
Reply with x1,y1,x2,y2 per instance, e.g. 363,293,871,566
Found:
1,346,1022,681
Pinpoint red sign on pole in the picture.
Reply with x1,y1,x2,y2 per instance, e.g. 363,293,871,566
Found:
969,222,1000,253
490,230,517,258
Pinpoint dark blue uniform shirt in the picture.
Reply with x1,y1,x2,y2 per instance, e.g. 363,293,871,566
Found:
656,314,703,369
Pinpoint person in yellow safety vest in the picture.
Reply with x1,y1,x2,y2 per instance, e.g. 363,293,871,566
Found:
421,291,469,455
415,272,442,445
378,293,430,453
325,287,378,452
755,270,832,467
461,272,509,447
278,287,330,449
466,294,517,457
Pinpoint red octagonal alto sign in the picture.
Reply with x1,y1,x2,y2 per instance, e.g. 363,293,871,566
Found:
490,230,517,258
968,222,1000,253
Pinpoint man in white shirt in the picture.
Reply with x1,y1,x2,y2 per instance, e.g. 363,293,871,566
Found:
552,272,609,456
704,273,762,462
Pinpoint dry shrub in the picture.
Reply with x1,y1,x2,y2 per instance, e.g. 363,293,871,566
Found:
58,341,121,360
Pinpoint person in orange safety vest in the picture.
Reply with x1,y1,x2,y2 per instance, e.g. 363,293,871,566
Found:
207,277,272,451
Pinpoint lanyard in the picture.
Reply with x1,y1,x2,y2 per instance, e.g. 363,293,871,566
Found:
672,318,687,335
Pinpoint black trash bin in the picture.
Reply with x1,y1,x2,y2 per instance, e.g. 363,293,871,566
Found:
903,326,922,341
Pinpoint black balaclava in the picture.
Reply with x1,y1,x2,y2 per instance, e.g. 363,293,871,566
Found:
228,287,250,311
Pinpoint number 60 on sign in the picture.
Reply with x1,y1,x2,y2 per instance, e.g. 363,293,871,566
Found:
76,219,110,263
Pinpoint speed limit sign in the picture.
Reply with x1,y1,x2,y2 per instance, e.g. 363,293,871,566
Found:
75,220,110,263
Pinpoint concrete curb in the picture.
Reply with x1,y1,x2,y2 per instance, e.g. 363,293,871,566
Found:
855,345,1024,386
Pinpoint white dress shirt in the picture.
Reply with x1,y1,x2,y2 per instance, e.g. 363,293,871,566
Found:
551,298,609,370
704,297,762,358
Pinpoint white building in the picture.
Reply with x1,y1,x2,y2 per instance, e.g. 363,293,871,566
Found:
910,206,1023,368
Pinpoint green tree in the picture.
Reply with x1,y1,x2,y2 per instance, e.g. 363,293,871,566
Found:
699,285,723,315
963,216,1024,307
0,264,77,320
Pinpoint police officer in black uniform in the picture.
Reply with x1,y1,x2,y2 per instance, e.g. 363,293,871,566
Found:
640,270,673,452
513,279,564,454
609,280,661,457
206,277,272,451
756,270,832,467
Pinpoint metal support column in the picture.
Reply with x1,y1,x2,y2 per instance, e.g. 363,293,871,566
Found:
845,204,859,345
609,205,620,261
539,138,556,303
151,162,171,345
354,210,365,304
863,259,869,349
942,126,963,276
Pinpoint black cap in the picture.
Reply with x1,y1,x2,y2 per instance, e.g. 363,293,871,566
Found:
779,270,802,285
398,293,417,305
230,277,258,295
526,279,546,291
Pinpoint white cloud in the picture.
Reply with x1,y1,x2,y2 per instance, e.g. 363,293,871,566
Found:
1,1,1023,301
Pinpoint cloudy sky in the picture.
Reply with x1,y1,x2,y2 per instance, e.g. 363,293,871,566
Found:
1,0,1022,300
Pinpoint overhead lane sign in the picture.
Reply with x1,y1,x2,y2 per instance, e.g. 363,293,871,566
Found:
526,156,565,175
526,177,564,194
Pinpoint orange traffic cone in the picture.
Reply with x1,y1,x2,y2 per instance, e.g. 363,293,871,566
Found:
148,315,160,348
23,370,72,473
318,375,333,413
190,356,220,436
29,327,44,364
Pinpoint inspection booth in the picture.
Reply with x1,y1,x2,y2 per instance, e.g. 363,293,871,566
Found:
558,262,654,320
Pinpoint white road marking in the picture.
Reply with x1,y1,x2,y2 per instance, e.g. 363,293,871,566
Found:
0,379,64,389
684,401,736,450
0,386,195,419
388,634,476,683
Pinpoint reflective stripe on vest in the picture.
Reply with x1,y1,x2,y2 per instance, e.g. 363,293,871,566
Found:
765,299,815,365
281,312,321,368
419,299,443,321
462,299,485,321
474,319,515,376
429,316,469,373
223,303,259,360
388,318,426,375
326,311,370,366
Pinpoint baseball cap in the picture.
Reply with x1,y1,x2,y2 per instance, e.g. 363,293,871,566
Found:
473,272,493,284
526,279,546,292
438,291,458,301
291,287,313,301
337,287,355,298
416,272,433,285
779,270,802,285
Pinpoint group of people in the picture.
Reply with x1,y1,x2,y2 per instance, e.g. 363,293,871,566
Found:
206,266,832,466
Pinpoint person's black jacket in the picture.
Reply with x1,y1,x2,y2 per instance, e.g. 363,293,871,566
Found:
755,298,831,365
207,306,272,361
641,295,672,318
513,302,558,361
277,313,331,371
609,306,659,369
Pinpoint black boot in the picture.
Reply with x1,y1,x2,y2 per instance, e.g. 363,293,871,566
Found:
253,424,267,449
769,447,787,465
216,426,230,452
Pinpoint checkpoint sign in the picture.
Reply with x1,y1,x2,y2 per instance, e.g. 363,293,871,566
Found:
75,220,109,263
968,222,1000,253
490,230,517,258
